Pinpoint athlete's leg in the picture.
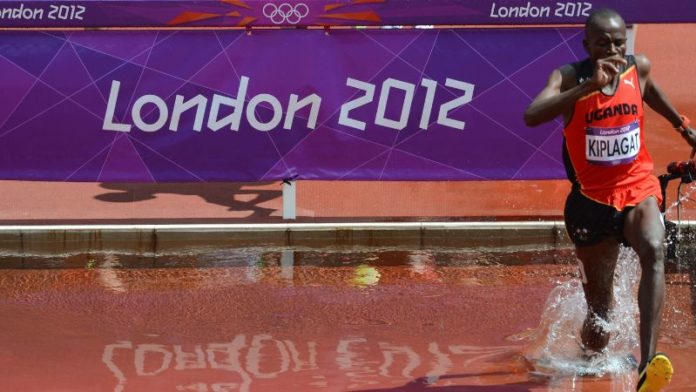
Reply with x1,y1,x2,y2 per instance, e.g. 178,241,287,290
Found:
576,239,620,353
623,196,665,371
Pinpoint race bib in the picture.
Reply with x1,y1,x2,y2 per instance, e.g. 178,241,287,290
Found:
585,121,640,166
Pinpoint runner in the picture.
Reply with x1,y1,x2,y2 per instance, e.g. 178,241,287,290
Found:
524,8,696,390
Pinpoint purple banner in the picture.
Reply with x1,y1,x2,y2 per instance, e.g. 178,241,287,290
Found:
0,28,585,182
0,1,695,28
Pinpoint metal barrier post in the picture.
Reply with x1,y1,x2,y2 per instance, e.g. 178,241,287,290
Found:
282,180,296,220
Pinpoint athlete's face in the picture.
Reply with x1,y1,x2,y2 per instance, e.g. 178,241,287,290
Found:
583,16,627,61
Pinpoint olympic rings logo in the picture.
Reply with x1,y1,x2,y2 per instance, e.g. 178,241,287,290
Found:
262,3,310,25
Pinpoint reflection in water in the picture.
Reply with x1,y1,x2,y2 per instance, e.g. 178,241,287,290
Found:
408,252,441,282
97,253,127,293
4,245,573,270
103,335,523,392
102,341,130,392
280,250,294,283
426,342,452,383
2,245,694,391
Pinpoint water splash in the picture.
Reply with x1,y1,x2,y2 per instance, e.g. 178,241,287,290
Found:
519,246,640,387
665,181,696,213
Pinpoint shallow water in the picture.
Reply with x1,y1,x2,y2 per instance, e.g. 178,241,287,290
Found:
0,245,695,391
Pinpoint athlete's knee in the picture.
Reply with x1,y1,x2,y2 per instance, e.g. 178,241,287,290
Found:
637,237,664,261
638,238,665,274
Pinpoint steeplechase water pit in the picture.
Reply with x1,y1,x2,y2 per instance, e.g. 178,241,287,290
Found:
1,225,695,391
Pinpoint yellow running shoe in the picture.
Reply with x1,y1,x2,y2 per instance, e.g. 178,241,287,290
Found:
636,353,673,392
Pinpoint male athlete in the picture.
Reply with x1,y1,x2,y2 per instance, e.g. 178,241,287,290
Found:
524,8,696,391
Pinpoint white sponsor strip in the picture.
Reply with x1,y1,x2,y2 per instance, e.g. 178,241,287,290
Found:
586,122,640,165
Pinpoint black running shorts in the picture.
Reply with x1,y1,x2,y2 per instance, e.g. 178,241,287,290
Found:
564,187,634,247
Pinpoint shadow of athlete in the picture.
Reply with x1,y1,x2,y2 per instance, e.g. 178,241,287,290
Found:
96,182,281,219
524,7,696,383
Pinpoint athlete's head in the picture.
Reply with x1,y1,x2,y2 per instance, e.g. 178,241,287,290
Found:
583,8,627,61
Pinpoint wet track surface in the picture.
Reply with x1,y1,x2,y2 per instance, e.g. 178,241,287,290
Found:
0,246,695,391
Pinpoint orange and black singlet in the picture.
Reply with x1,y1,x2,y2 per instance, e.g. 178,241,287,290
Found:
562,55,662,210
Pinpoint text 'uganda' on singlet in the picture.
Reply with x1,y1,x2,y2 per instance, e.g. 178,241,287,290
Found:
563,55,661,210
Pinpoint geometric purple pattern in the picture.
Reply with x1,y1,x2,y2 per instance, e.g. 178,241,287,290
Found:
0,28,585,182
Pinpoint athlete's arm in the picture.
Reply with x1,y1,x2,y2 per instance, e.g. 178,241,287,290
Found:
638,54,683,126
636,54,696,155
524,57,624,127
524,66,580,127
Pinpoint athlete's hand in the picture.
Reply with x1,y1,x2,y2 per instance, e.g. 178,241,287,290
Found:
590,55,627,89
